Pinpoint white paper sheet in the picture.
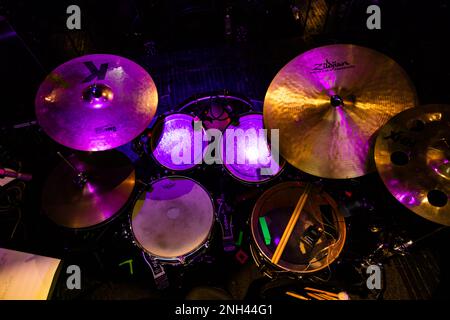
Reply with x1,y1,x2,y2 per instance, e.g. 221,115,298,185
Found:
0,247,62,300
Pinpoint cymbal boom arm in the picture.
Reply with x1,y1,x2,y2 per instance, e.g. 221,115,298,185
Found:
57,152,87,186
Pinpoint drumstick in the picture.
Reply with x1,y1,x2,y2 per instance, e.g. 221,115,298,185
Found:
271,183,311,264
306,292,325,300
285,291,310,300
305,287,349,300
316,293,338,300
304,287,339,298
271,183,312,264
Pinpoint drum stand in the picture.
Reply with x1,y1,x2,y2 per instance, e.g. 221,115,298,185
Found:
216,195,236,252
349,225,448,300
57,152,88,187
142,252,170,290
362,225,447,266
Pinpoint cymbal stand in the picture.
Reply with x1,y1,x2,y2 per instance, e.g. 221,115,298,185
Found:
363,225,448,266
56,152,87,187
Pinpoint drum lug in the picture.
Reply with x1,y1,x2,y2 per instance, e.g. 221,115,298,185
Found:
120,223,132,240
178,256,187,265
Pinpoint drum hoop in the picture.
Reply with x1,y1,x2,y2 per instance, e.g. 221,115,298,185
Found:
147,112,206,172
130,175,216,263
250,181,346,274
178,92,255,112
220,112,286,184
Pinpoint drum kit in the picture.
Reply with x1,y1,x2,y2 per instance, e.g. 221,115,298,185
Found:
28,44,449,292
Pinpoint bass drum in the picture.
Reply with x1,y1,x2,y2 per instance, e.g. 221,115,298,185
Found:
250,181,346,278
130,176,215,265
179,92,255,132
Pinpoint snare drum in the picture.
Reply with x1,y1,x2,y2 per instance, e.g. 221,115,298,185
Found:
250,181,346,278
220,113,284,184
130,176,215,265
148,113,206,172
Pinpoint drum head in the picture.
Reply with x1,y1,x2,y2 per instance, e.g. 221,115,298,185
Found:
150,113,205,171
251,182,346,273
131,176,214,259
220,113,284,183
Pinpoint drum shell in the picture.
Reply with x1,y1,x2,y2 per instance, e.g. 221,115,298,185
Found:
146,112,207,173
129,176,217,266
220,112,286,185
249,181,347,277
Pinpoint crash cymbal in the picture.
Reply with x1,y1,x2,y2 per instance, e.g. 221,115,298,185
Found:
35,54,158,151
264,44,418,179
375,104,450,226
42,150,135,229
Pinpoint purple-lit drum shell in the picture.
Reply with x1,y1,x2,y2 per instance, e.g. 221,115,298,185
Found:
150,113,205,171
131,176,215,259
220,113,283,183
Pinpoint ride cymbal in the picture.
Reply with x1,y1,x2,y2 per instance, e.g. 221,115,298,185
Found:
264,44,418,179
375,104,450,226
35,54,158,151
42,150,135,229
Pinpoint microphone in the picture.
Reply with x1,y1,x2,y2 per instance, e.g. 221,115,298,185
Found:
0,168,32,182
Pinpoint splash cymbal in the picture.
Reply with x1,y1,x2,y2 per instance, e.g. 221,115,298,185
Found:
35,54,158,151
42,150,135,229
263,44,418,179
375,104,450,226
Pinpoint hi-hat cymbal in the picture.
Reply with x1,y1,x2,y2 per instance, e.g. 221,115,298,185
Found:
264,44,418,179
375,104,450,226
35,54,158,151
42,150,135,229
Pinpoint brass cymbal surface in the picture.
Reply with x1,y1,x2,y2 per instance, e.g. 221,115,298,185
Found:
35,54,158,151
42,150,136,229
375,104,450,226
264,44,418,179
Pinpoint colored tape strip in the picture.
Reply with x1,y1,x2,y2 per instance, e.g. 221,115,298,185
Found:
235,231,243,246
118,259,134,275
259,216,271,245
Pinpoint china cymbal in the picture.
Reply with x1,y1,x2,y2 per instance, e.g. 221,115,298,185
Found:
375,104,450,226
42,150,135,229
35,54,158,151
263,44,418,179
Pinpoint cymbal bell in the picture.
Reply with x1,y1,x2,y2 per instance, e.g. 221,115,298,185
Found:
375,104,450,226
263,44,418,179
35,54,158,151
42,150,135,229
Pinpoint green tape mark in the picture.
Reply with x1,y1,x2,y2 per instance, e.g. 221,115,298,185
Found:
118,259,134,275
49,73,70,89
259,217,271,245
236,231,244,246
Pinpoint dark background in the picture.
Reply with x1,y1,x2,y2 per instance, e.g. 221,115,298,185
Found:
1,0,450,300
1,0,450,123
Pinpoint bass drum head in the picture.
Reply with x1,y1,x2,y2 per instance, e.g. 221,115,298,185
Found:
131,176,215,259
220,113,284,184
149,113,205,171
250,181,346,274
179,92,254,132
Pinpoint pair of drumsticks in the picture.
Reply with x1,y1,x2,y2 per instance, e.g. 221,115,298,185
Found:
286,288,350,301
275,183,349,301
271,183,312,264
